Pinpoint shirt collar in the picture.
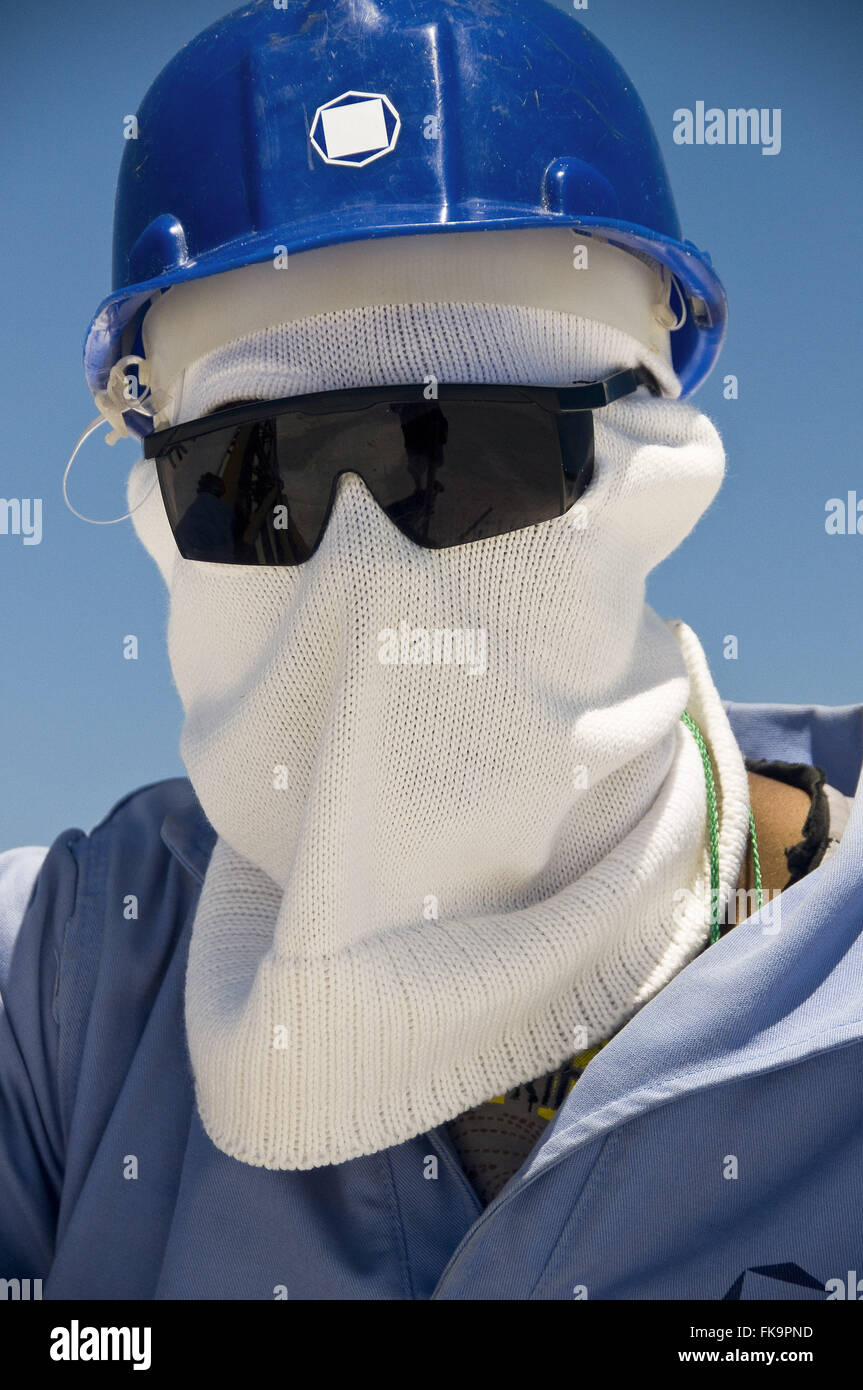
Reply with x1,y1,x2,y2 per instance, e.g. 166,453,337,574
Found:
160,782,217,883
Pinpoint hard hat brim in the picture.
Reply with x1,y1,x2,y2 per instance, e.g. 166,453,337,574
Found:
84,209,726,437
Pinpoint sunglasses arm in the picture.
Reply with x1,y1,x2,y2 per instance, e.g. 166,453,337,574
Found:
558,366,663,413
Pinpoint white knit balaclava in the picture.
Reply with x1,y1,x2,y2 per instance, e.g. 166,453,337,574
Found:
128,230,750,1170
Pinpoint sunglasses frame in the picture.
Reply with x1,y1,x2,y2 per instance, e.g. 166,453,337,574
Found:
144,366,663,562
144,367,663,457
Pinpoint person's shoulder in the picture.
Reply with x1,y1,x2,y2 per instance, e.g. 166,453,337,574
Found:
76,776,214,926
725,698,863,799
0,778,208,981
0,780,208,1165
725,699,862,899
89,776,201,837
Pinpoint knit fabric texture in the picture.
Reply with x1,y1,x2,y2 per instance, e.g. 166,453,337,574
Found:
129,301,750,1170
169,301,680,424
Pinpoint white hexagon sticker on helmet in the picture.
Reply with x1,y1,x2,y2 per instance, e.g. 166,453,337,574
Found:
310,90,401,167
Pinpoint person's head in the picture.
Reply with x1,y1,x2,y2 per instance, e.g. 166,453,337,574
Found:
96,0,727,678
196,472,226,499
82,0,738,1172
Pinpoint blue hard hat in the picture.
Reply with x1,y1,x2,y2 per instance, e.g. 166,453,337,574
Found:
85,0,727,435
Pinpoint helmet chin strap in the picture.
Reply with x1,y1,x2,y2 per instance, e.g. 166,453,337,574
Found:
61,414,160,526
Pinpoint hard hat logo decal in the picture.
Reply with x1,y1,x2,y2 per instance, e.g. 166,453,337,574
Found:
310,91,401,167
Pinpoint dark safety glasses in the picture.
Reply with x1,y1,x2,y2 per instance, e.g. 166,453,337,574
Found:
144,367,661,565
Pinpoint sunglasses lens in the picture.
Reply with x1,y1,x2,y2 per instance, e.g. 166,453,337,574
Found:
152,395,594,564
360,401,582,547
156,420,328,564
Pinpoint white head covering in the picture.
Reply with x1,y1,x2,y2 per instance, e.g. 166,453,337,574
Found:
128,229,749,1169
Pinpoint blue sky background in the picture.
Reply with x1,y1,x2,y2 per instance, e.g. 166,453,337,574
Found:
1,0,862,848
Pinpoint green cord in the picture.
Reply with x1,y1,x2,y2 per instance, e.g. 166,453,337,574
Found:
681,711,763,945
749,806,764,911
681,711,722,943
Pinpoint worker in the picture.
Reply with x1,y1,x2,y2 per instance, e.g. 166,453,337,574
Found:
1,0,860,1302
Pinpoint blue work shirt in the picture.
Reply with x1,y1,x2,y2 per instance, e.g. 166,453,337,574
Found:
1,701,862,1301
